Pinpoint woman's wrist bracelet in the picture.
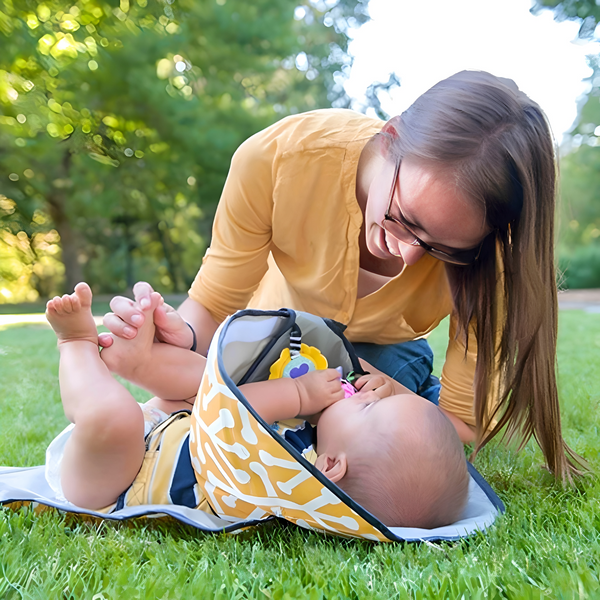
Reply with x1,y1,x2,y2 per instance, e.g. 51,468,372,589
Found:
186,322,197,353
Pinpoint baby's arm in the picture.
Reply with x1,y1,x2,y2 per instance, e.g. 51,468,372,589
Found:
101,293,206,402
239,369,344,425
125,342,206,403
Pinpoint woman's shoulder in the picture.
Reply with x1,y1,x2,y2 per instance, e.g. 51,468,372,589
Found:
230,109,383,180
241,109,383,155
280,108,382,131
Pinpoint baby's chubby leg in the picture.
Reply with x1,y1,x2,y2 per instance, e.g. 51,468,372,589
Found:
101,293,207,404
46,283,146,510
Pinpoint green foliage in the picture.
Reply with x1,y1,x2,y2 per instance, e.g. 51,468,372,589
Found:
560,139,600,243
1,311,599,597
558,245,600,289
0,0,368,300
532,1,600,287
554,58,600,287
532,0,600,38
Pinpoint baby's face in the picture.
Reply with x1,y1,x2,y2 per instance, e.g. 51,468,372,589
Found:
316,391,428,456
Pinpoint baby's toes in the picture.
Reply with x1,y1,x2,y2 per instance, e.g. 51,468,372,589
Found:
61,294,74,314
149,291,163,311
74,282,93,307
49,296,64,314
70,293,81,312
45,299,56,316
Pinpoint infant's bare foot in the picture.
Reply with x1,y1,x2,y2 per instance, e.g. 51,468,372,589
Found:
46,283,98,346
101,292,161,378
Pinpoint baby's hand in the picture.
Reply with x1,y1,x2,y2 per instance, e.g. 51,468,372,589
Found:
354,372,398,399
294,369,344,417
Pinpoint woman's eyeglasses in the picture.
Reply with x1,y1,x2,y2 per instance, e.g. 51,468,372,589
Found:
382,161,484,266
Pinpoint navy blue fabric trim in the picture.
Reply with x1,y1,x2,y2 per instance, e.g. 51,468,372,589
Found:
115,491,126,512
170,435,198,509
281,422,316,455
323,318,364,375
322,317,347,334
0,495,275,533
466,461,505,513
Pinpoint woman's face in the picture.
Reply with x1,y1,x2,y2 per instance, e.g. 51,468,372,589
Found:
364,156,491,266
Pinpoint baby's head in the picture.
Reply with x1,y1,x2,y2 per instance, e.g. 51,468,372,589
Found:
315,391,469,528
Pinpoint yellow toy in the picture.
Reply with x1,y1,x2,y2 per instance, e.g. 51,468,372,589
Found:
268,326,328,380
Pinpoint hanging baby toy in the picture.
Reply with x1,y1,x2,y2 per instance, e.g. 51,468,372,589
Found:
268,323,328,379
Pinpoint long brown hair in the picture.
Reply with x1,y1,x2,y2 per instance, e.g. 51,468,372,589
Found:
390,70,584,481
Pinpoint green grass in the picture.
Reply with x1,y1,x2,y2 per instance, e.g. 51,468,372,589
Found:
0,313,599,599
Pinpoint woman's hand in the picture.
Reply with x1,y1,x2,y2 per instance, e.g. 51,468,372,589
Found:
98,282,194,350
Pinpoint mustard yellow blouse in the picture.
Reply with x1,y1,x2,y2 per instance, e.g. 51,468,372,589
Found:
189,109,479,427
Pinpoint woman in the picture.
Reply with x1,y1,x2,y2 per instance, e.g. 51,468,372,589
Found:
100,70,583,481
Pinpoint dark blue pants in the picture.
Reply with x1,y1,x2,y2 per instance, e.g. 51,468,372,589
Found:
352,339,441,405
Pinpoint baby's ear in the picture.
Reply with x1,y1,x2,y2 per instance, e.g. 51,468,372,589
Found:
380,115,401,139
314,453,347,483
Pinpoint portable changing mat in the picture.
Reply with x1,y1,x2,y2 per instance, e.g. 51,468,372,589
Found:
190,308,504,542
0,308,504,542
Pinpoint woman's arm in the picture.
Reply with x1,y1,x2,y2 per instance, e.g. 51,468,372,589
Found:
440,316,488,444
177,296,220,357
439,408,475,443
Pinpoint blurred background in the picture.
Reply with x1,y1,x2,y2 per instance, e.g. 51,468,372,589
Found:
1,0,600,304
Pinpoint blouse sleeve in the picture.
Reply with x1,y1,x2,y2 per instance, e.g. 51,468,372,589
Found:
188,131,277,323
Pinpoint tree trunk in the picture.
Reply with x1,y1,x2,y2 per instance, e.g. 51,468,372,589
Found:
47,194,84,293
46,150,84,293
155,221,184,291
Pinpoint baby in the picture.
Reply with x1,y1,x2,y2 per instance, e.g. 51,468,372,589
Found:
46,283,469,528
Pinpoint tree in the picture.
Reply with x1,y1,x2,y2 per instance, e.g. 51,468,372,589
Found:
553,61,600,287
532,1,600,286
533,0,600,38
0,0,368,300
